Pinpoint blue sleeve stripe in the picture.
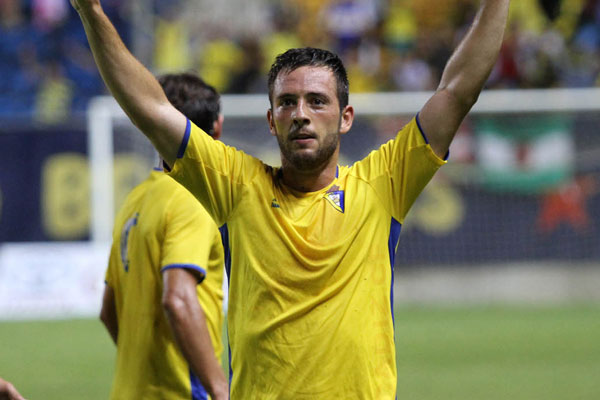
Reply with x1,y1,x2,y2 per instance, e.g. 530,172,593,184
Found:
176,119,192,159
219,224,232,281
228,337,233,388
415,113,429,144
416,114,450,161
219,223,233,390
389,216,402,400
161,263,207,283
415,113,450,160
387,218,402,330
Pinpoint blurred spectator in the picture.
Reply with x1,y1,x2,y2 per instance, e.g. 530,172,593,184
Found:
332,4,386,93
33,59,74,125
260,4,302,74
284,0,331,46
344,42,381,92
0,0,121,117
561,43,600,87
31,0,68,32
2,0,600,116
226,37,266,94
153,0,191,73
487,22,521,88
321,0,380,54
0,0,39,114
60,18,105,111
567,0,600,86
390,49,434,91
197,38,244,93
382,2,417,52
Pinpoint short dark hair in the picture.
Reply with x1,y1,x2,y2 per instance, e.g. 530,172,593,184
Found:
158,73,220,137
267,47,349,110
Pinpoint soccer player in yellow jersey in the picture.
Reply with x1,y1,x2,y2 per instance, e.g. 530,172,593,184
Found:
99,73,228,400
73,0,510,397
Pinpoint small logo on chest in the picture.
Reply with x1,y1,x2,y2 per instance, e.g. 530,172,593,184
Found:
324,185,345,213
271,198,280,208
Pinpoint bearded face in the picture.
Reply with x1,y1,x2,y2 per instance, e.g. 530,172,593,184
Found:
267,66,352,173
274,119,341,171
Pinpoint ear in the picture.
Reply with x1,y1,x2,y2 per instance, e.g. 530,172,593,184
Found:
267,108,277,137
339,105,354,135
211,114,224,140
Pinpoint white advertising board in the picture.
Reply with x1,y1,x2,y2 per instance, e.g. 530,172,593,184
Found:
0,242,110,320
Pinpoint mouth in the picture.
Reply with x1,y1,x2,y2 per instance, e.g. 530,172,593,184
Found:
290,130,317,142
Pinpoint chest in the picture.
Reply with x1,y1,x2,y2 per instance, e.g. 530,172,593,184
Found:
227,177,395,268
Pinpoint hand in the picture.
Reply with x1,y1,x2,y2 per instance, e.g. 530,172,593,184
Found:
70,0,100,14
0,378,26,400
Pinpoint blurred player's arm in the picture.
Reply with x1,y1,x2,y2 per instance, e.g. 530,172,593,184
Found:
70,0,184,166
0,377,26,400
162,268,228,400
419,0,510,158
100,284,118,344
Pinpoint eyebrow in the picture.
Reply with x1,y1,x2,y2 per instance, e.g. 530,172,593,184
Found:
276,93,297,100
276,91,330,101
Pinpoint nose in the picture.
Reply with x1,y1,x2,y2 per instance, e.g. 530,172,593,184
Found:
292,100,310,125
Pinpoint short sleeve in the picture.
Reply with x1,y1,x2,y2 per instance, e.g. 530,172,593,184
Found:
168,120,265,226
159,183,218,282
351,117,446,222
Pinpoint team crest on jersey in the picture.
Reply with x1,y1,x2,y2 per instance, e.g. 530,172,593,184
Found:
324,185,344,213
271,198,280,208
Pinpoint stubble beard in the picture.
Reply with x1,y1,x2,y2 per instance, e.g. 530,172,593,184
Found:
277,129,340,172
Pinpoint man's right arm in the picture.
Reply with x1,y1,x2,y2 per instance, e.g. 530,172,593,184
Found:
71,0,184,166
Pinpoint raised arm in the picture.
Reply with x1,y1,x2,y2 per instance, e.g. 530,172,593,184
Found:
419,0,510,158
71,0,185,166
162,269,228,400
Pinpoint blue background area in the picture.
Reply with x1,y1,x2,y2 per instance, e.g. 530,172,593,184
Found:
396,188,600,265
0,127,87,242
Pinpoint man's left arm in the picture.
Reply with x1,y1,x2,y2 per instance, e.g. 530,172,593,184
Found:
419,0,511,158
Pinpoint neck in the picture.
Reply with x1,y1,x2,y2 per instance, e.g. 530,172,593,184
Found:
280,154,338,192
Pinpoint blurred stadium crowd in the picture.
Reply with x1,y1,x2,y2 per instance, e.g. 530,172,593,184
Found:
1,0,599,124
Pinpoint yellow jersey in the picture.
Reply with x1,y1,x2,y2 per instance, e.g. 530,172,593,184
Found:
170,117,445,399
105,170,224,400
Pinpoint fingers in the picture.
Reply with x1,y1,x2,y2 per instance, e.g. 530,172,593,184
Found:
0,378,26,400
70,0,100,13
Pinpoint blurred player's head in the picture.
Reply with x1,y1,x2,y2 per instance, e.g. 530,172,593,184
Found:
267,47,349,111
158,72,223,140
